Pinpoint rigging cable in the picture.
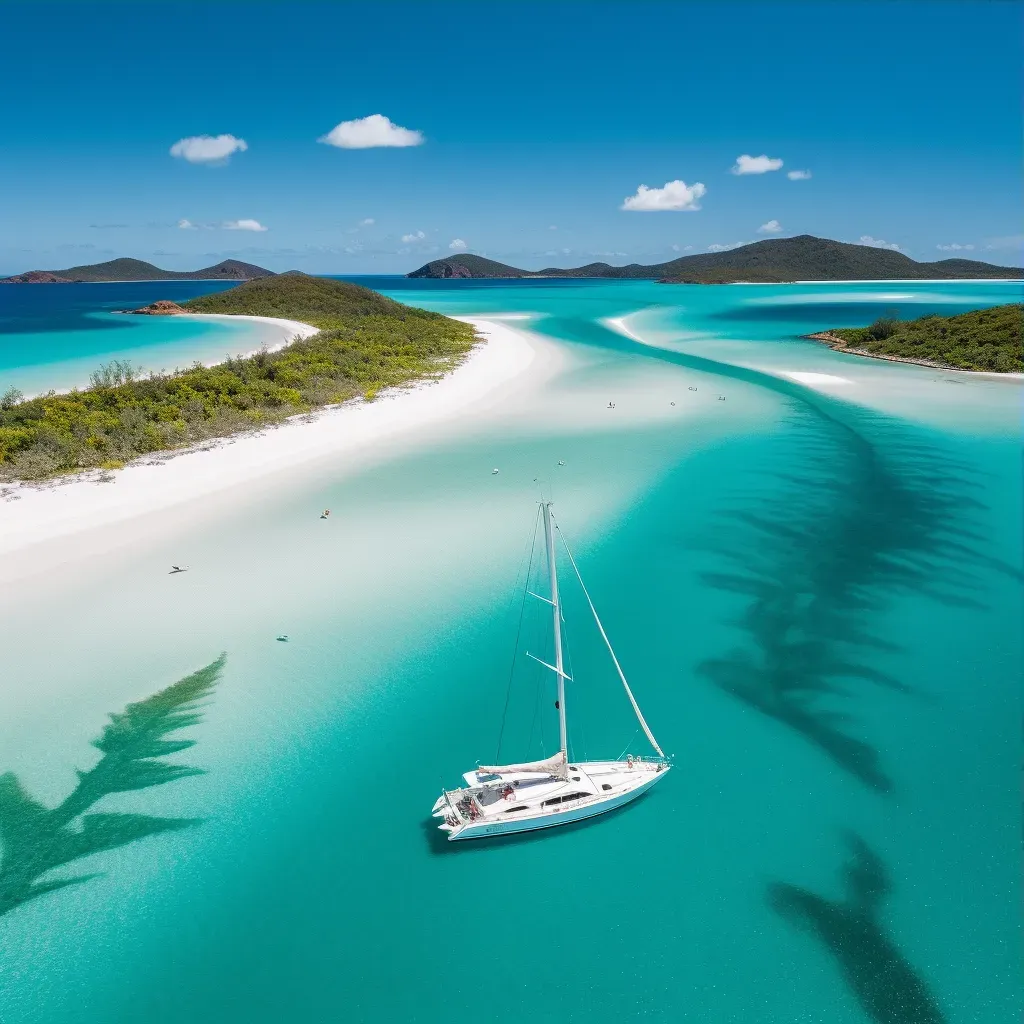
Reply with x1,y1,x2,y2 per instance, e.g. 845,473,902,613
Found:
495,504,542,762
555,519,666,758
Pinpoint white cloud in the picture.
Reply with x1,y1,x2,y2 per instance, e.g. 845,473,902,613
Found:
318,114,424,149
170,134,248,165
936,243,974,251
731,154,783,175
758,219,783,234
562,247,571,254
670,244,693,252
359,218,375,226
449,238,467,250
549,225,558,231
178,218,196,230
401,230,426,243
859,234,901,251
621,180,706,211
223,219,268,232
787,169,812,180
707,241,751,252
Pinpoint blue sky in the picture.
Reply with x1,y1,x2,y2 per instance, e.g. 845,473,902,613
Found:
2,0,1021,273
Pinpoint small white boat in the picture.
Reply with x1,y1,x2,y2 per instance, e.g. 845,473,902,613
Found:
432,502,670,841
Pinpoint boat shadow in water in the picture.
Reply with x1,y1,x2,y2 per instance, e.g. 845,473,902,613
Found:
0,655,224,921
697,405,1015,793
768,833,946,1024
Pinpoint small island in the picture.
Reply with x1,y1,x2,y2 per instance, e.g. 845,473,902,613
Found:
408,236,1023,283
807,303,1022,373
0,257,274,284
0,275,477,481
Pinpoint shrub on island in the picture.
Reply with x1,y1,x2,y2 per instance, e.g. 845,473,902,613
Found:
811,303,1022,372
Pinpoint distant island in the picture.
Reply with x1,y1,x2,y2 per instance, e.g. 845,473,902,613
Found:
0,275,476,481
0,257,275,284
807,303,1022,372
408,235,1022,283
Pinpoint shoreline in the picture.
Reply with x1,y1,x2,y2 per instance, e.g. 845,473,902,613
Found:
0,317,537,574
804,331,1023,377
175,312,319,357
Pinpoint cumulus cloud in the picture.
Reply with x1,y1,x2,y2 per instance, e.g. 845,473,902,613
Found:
549,225,558,231
936,243,974,251
787,169,812,180
621,180,706,212
671,244,693,252
360,218,375,226
758,219,783,233
707,241,752,252
859,234,901,251
318,114,424,149
731,154,783,175
223,219,268,232
449,238,467,250
178,219,197,230
401,230,426,243
170,134,248,165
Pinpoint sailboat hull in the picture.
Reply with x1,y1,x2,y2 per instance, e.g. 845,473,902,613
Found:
441,762,670,841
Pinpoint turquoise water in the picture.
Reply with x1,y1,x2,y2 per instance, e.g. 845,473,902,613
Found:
0,280,283,394
0,279,1020,1022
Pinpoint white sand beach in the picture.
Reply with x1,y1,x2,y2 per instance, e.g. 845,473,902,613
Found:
181,313,320,356
0,317,540,583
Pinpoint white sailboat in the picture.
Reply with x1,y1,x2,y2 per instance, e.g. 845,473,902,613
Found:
431,501,670,841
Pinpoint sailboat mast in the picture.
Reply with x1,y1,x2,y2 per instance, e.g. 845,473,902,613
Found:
542,501,568,758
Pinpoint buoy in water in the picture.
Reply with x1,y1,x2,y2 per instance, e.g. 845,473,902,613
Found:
688,386,697,392
276,635,289,642
670,401,676,407
320,509,331,519
492,468,499,475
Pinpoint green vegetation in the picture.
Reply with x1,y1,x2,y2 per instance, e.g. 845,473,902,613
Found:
0,275,477,480
0,257,273,284
812,303,1022,372
408,236,1022,282
0,656,223,919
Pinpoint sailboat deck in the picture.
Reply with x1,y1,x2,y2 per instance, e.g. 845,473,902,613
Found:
434,759,669,839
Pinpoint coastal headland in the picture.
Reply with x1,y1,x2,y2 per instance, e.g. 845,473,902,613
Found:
0,275,479,482
806,304,1022,373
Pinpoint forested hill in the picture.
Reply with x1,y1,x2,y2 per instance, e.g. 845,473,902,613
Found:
408,236,1022,283
0,258,274,284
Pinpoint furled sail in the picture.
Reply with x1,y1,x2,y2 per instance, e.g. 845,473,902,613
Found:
476,751,568,780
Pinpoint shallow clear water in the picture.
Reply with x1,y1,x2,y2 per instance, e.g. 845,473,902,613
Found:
0,280,280,394
0,278,1020,1023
